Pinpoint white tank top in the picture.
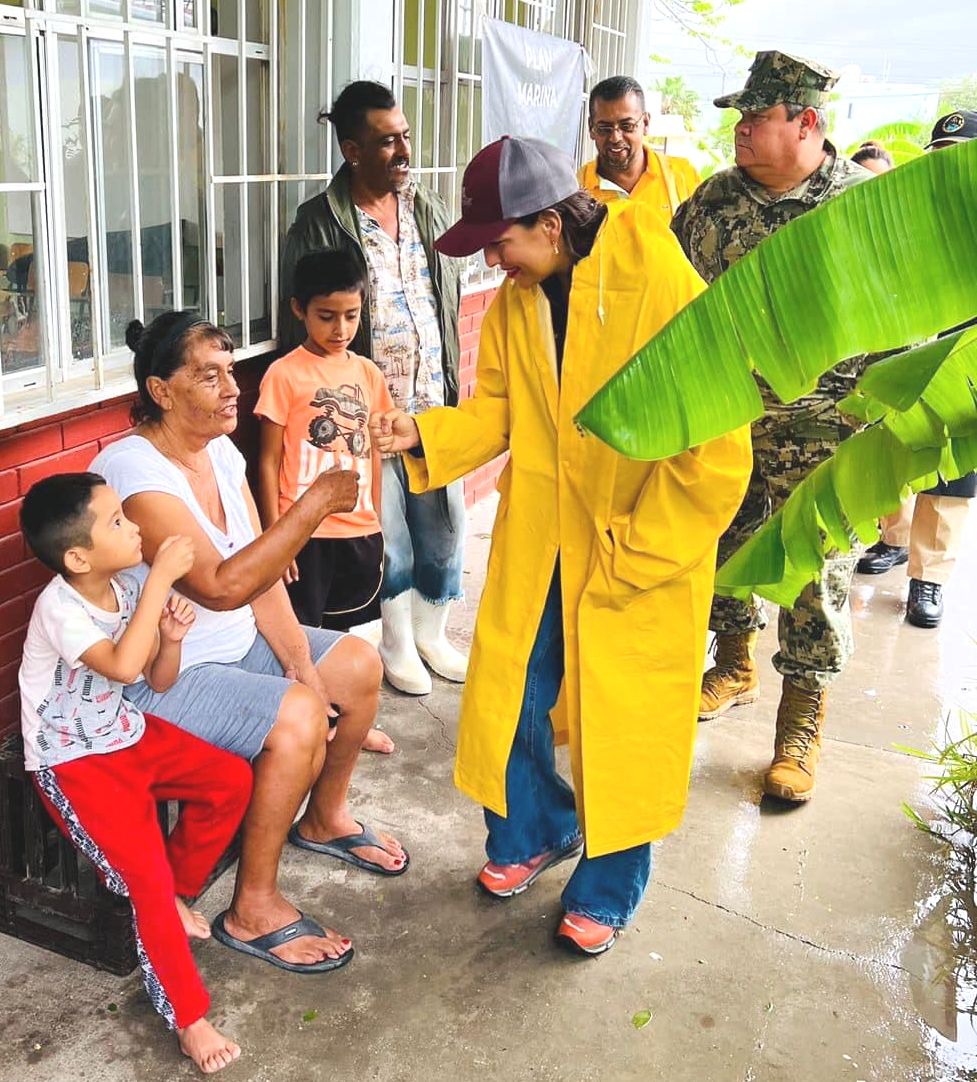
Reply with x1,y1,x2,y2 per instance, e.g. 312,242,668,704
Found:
92,433,258,680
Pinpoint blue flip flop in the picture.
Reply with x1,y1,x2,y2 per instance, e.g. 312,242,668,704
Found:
210,911,353,973
287,821,410,877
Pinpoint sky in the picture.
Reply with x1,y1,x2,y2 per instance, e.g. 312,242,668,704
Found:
639,0,977,130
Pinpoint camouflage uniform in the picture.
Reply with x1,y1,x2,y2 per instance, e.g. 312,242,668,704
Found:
672,58,871,693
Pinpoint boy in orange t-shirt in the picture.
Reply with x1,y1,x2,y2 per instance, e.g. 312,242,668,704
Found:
256,251,394,629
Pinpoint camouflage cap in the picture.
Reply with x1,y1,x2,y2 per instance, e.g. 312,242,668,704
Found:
714,50,839,112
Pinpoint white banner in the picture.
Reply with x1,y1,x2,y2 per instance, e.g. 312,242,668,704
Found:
481,18,587,158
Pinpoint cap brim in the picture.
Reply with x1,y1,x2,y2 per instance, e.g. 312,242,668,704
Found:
924,136,972,149
434,217,514,257
713,89,765,110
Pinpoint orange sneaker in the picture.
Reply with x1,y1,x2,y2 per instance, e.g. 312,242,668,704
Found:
555,912,618,956
476,838,583,899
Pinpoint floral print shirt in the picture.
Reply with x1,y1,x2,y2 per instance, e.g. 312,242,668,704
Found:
356,183,445,415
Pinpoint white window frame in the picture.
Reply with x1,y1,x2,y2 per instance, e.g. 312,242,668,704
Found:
0,0,293,429
393,0,636,292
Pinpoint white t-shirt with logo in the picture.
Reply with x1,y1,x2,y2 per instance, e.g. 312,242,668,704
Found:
19,573,146,772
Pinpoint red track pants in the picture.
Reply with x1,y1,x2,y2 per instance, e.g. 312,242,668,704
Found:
34,714,252,1029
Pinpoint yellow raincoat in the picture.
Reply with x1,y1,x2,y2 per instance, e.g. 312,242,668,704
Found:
405,201,752,856
578,139,701,222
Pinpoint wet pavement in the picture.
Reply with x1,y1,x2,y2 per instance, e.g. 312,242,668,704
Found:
2,496,977,1082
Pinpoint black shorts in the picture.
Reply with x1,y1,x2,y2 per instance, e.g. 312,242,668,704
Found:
286,532,384,631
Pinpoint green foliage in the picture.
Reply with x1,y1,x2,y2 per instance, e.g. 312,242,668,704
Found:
697,107,738,172
938,75,977,116
847,121,927,167
631,1009,654,1029
577,140,977,462
648,0,745,69
900,717,977,846
656,75,701,131
575,141,977,606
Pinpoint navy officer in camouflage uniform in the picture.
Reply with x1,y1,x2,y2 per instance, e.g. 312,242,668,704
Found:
671,51,871,804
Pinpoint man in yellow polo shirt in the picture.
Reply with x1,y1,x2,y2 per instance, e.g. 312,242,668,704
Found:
578,76,701,222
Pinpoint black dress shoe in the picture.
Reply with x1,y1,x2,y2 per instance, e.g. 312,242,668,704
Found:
906,578,943,628
857,541,909,575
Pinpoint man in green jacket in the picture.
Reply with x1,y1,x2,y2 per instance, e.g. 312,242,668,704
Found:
280,81,465,700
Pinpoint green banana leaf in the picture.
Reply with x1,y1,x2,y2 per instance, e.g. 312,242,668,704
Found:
715,327,977,606
575,139,977,461
845,121,928,153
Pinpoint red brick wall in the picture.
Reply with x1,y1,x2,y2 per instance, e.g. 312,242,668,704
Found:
0,368,264,741
458,287,506,507
0,284,501,740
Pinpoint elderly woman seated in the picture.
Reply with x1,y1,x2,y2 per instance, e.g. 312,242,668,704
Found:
93,310,407,973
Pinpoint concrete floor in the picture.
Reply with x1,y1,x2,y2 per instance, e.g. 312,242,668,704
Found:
3,496,977,1082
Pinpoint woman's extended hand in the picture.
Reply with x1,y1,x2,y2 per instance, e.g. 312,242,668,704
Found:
305,466,359,516
369,410,421,454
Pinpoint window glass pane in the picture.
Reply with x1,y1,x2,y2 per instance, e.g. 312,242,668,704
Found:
91,41,135,350
303,9,330,173
132,0,166,21
246,58,268,174
245,0,268,44
215,183,241,346
421,83,435,170
58,37,94,361
178,60,206,313
0,194,45,376
0,35,36,184
179,1,197,29
210,0,238,39
213,52,240,175
56,1,83,14
88,0,123,17
247,183,270,343
457,0,473,71
133,46,173,322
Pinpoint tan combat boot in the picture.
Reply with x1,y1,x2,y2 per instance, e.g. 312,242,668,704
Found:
763,681,826,802
698,631,760,720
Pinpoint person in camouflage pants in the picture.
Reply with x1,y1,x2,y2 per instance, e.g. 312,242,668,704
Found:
671,49,871,804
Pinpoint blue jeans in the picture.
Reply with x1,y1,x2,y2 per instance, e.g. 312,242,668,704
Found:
484,566,652,928
380,457,465,604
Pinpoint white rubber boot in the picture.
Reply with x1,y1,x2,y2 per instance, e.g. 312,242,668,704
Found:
347,618,382,647
379,593,432,695
411,592,469,683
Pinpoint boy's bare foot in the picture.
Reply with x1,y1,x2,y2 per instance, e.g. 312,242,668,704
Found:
361,726,395,754
176,897,211,941
178,1017,241,1074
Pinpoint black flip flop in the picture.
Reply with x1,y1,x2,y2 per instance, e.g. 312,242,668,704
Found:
210,911,353,973
287,821,410,876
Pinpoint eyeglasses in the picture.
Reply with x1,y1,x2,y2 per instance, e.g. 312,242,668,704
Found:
592,119,642,136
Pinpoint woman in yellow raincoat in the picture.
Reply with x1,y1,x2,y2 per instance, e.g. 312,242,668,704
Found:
371,137,752,955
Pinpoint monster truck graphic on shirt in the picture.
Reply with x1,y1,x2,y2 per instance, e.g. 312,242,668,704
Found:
307,384,369,457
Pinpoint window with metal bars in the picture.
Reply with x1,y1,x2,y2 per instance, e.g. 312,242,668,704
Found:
0,0,282,427
394,0,635,289
0,0,636,427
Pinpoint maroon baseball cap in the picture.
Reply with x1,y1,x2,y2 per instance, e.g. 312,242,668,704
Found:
435,136,581,257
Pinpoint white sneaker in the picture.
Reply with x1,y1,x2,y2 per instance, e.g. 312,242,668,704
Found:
411,592,469,683
379,593,432,695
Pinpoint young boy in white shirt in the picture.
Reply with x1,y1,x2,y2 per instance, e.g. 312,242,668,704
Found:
19,472,252,1074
